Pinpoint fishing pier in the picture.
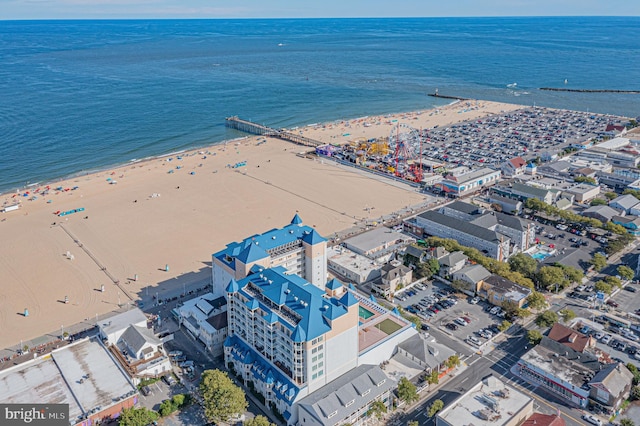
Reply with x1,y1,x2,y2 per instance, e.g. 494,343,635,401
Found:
225,116,323,147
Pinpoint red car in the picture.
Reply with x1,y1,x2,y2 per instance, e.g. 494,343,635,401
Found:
606,300,619,308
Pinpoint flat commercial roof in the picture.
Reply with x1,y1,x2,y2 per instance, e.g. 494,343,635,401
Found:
437,375,532,426
0,337,137,424
343,227,414,255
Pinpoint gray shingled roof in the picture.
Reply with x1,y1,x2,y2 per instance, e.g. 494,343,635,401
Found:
396,334,455,370
440,251,468,267
610,194,640,211
418,211,502,243
445,201,480,215
120,325,160,354
511,182,552,199
589,363,634,399
297,365,395,426
455,264,491,283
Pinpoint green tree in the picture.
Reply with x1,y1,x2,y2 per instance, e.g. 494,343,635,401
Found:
427,400,444,417
159,399,177,417
560,265,584,284
527,330,543,346
427,370,439,385
618,265,635,281
508,253,538,278
620,418,636,426
631,385,640,400
118,407,160,426
450,279,472,293
536,266,567,291
501,300,520,320
526,292,548,310
397,377,419,404
590,198,607,206
408,421,419,426
368,400,387,420
604,275,622,288
244,415,275,426
445,355,461,369
604,221,628,235
627,363,640,386
535,311,559,328
559,309,576,323
590,253,607,272
200,369,248,424
575,176,597,185
604,191,618,200
594,280,613,295
498,320,512,332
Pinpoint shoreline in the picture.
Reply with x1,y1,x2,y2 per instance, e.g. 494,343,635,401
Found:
0,101,464,198
0,99,520,350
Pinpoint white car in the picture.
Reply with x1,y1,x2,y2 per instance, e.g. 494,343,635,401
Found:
576,285,586,292
556,224,568,231
455,317,468,327
602,334,612,345
582,414,602,426
594,332,604,340
470,297,480,305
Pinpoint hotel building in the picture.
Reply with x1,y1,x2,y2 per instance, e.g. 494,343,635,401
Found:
212,214,327,297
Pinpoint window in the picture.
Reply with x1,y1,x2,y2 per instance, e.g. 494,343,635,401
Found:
328,411,338,419
345,400,354,407
312,356,318,362
361,389,370,397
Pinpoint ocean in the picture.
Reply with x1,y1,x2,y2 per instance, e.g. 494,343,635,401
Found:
1,17,639,192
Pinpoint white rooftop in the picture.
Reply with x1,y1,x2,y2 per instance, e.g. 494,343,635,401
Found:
437,375,532,426
594,137,630,151
100,307,148,335
0,337,136,424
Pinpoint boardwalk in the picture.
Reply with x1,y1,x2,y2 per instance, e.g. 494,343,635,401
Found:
225,116,324,147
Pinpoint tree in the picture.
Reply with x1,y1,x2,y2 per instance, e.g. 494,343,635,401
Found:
527,330,543,346
427,370,439,385
590,253,607,272
508,253,538,278
559,309,576,323
618,265,635,281
367,400,387,420
604,221,628,235
427,399,444,417
604,191,618,200
244,415,275,426
450,279,472,293
200,369,248,424
604,275,622,288
631,385,640,400
118,407,159,426
536,266,567,291
501,300,520,320
445,355,461,369
594,280,613,295
574,176,597,185
561,265,584,284
408,421,419,426
590,198,607,206
159,399,177,417
620,418,636,426
536,311,559,328
526,292,547,310
498,320,512,332
397,377,419,404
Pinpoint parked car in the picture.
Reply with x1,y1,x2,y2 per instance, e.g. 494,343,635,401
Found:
582,414,602,426
455,317,468,327
601,334,612,345
625,286,638,293
466,336,482,346
470,297,480,304
606,300,619,308
168,350,183,358
140,385,151,396
446,323,459,331
162,374,177,386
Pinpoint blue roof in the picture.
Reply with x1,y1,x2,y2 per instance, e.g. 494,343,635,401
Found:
301,229,325,245
338,291,358,307
213,220,326,269
225,279,240,293
227,335,300,402
326,278,343,291
292,324,307,342
291,213,303,225
236,267,353,341
246,299,259,310
369,294,377,303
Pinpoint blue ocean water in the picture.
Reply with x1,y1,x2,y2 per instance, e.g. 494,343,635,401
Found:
1,17,639,192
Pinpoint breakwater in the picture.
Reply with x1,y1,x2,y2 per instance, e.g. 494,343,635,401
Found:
225,116,323,147
540,88,640,94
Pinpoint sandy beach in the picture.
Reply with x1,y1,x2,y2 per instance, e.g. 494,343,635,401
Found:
0,99,521,350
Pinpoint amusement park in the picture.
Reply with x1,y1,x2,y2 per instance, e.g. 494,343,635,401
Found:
315,122,441,185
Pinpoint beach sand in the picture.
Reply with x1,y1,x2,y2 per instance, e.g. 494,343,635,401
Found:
0,99,521,350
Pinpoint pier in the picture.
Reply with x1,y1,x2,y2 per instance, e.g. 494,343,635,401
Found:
225,116,324,147
428,93,470,100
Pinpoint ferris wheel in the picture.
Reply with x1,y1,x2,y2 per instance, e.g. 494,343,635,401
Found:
388,123,420,160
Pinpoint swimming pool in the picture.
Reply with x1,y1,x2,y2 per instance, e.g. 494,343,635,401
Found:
359,306,375,319
531,252,551,261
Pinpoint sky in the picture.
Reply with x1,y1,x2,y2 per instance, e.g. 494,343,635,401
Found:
2,0,640,20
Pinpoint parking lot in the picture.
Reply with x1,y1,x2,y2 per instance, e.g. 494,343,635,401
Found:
529,219,606,261
395,280,505,350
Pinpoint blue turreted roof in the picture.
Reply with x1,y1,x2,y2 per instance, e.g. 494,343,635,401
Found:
235,267,353,341
213,217,326,268
338,291,358,307
225,278,240,293
326,278,343,291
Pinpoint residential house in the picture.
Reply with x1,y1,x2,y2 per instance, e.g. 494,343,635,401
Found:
522,414,566,426
502,156,527,178
403,245,429,266
438,251,468,277
588,363,634,415
174,293,228,356
392,333,455,379
478,275,531,308
374,260,413,298
489,194,523,215
547,323,595,353
451,264,491,296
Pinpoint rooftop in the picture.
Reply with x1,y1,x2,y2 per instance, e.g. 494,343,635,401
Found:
483,275,531,302
343,227,414,256
589,363,634,400
297,365,395,426
417,210,504,244
214,215,326,267
0,337,136,424
443,167,498,185
231,266,354,341
522,414,566,426
610,194,640,210
436,375,533,426
100,308,148,336
547,323,592,353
